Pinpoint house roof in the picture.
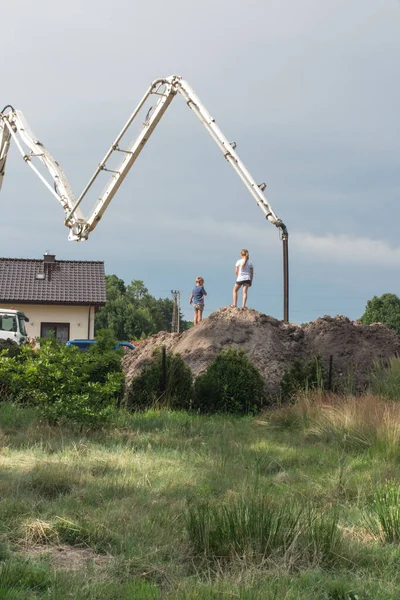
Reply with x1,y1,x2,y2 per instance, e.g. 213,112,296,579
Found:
0,256,106,305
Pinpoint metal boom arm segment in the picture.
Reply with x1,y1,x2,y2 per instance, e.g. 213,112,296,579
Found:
0,76,289,319
1,75,287,242
69,76,288,241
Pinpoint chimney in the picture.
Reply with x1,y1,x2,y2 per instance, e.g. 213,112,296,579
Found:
43,253,56,264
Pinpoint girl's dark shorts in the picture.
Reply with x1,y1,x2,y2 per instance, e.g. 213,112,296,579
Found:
235,280,251,287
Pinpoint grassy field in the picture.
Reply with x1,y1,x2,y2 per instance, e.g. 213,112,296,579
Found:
2,394,400,599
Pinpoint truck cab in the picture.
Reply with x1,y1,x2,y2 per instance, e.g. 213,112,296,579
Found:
0,309,29,345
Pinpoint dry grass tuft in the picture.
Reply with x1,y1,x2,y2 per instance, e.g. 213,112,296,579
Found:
271,392,400,456
306,394,400,453
22,519,59,546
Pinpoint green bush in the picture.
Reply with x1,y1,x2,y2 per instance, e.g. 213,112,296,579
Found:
126,348,193,411
193,348,265,415
0,335,124,427
84,329,124,385
0,339,21,358
280,356,325,402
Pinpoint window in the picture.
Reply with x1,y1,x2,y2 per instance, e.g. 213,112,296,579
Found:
0,315,17,332
18,315,27,336
40,323,70,342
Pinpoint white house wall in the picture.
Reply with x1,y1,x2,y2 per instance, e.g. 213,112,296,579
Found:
0,304,96,340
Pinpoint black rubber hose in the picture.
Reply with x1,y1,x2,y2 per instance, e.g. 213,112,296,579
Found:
0,105,15,114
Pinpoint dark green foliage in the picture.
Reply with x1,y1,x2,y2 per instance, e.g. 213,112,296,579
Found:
0,339,21,358
327,581,368,600
0,540,10,562
0,335,124,426
95,276,190,339
280,356,325,402
193,349,265,415
359,293,400,334
84,329,123,385
127,348,193,411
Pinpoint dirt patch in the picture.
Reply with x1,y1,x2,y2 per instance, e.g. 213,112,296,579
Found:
24,544,111,570
123,306,400,396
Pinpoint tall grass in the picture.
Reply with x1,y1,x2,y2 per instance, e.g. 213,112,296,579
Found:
271,393,400,458
186,495,301,561
303,507,342,566
186,494,341,567
365,481,400,543
371,357,400,400
3,399,400,597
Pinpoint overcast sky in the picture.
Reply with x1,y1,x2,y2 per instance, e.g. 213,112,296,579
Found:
1,0,399,322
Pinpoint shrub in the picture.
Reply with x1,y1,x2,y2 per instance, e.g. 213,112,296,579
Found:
126,348,193,411
83,329,124,385
192,348,265,415
359,293,400,334
0,335,124,427
280,356,325,402
0,339,21,358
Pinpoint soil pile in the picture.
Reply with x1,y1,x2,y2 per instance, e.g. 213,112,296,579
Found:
123,306,400,396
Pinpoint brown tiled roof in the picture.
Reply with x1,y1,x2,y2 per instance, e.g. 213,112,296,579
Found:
0,257,106,305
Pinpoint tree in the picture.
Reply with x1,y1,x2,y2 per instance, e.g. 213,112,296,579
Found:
104,274,126,300
127,280,150,303
359,293,400,334
94,276,190,339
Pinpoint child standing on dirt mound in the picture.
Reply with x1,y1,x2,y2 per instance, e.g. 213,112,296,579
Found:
233,249,253,308
189,277,207,326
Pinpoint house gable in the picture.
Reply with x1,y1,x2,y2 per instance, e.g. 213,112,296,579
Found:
0,255,106,341
0,255,106,306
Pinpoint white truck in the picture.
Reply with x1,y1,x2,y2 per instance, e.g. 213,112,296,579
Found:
0,308,29,345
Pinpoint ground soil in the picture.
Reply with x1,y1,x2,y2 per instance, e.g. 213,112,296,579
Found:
25,544,111,570
123,307,400,396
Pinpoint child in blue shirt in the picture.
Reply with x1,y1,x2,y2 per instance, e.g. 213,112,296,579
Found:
189,276,207,326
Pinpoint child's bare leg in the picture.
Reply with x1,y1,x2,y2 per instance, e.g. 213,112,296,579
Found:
232,284,240,307
242,285,249,308
193,310,198,326
198,310,203,323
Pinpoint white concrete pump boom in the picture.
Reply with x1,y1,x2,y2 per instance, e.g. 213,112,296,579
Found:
1,75,289,320
0,75,287,243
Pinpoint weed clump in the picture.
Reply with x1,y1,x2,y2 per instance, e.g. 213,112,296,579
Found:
370,356,400,400
193,348,265,415
280,356,325,402
365,480,400,543
127,348,193,411
186,494,342,567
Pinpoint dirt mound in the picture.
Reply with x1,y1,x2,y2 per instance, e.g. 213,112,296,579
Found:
123,307,400,396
